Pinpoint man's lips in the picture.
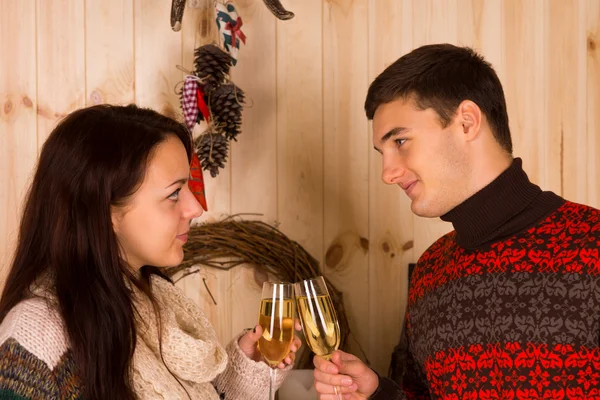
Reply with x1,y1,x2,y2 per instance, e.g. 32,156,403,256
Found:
401,181,417,193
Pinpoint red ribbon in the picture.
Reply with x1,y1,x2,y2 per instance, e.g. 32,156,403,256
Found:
189,152,208,211
225,17,246,48
196,87,211,123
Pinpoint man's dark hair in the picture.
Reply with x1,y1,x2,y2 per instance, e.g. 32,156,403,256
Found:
365,43,512,154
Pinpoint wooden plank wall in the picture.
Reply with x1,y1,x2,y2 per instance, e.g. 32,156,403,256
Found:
1,0,599,376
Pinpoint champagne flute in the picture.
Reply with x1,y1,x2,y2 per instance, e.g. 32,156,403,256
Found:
257,282,295,400
294,276,342,400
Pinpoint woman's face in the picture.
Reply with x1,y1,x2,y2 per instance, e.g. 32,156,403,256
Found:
111,135,203,270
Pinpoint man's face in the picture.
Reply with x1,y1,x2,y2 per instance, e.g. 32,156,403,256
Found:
372,98,472,218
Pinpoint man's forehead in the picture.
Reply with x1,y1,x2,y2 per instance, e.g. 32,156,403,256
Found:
372,103,411,139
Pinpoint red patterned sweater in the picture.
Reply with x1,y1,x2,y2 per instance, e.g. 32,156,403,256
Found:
371,158,600,400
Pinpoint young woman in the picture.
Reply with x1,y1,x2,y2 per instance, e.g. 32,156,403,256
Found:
0,104,300,399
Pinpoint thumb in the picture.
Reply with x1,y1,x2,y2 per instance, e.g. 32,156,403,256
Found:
238,325,263,358
330,350,364,376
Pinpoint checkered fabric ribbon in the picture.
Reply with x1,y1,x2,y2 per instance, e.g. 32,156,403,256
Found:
181,76,199,130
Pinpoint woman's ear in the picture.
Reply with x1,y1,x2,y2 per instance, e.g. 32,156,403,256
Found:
111,207,123,235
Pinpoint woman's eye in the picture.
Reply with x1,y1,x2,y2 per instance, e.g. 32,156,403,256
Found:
168,188,181,201
395,138,407,147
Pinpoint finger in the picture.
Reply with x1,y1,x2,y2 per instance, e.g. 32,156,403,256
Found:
318,394,353,400
237,325,262,355
330,350,367,376
295,318,302,331
331,350,358,366
281,352,295,367
290,336,302,352
313,369,354,387
314,381,358,394
313,355,338,374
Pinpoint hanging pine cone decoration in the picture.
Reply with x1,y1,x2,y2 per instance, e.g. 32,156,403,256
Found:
194,44,233,90
196,133,229,178
210,83,245,141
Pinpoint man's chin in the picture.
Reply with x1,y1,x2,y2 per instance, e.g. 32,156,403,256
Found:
411,201,445,218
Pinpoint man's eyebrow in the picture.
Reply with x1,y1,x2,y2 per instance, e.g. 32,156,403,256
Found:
374,127,409,152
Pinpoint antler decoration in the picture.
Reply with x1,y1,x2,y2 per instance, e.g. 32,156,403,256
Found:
262,0,294,20
171,0,187,31
172,0,294,31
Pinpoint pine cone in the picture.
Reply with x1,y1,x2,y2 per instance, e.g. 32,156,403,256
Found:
193,44,233,90
210,83,245,141
195,133,229,178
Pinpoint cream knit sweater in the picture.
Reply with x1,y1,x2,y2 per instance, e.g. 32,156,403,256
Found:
0,275,290,399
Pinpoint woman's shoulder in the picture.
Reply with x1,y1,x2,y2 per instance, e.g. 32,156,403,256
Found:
0,297,70,369
0,298,83,399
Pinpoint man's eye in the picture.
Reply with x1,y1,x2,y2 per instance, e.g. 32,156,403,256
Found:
395,139,407,146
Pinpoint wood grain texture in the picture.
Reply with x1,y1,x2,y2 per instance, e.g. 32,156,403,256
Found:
228,0,278,341
85,0,135,105
0,0,38,283
134,0,182,117
503,0,551,190
276,0,324,265
547,0,587,203
322,0,371,364
36,0,85,144
588,0,600,209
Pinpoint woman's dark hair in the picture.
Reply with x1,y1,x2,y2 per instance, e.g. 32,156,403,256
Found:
0,104,192,399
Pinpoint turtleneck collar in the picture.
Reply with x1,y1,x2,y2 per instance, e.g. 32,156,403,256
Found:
440,158,565,249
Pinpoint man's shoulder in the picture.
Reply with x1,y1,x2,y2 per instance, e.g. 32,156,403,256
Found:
416,229,457,264
561,200,600,215
547,200,600,231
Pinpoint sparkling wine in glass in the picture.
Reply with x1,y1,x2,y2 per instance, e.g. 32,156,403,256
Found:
258,281,295,400
294,276,342,399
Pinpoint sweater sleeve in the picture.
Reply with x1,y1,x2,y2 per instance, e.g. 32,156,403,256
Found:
212,331,292,400
369,374,406,400
0,299,82,400
0,338,81,400
370,317,430,400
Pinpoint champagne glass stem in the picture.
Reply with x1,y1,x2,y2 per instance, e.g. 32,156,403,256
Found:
269,367,277,400
333,384,342,400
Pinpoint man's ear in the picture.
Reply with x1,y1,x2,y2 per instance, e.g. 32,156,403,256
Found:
456,100,482,142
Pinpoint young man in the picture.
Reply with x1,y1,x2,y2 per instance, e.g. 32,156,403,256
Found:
313,43,600,399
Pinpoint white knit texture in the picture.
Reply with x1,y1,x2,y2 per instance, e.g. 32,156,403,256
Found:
132,275,291,399
213,331,292,400
0,297,69,369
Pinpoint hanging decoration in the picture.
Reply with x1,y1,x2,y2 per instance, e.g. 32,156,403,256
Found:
177,42,245,179
189,152,208,211
173,0,295,189
215,2,246,66
262,0,295,20
170,0,186,31
181,76,199,130
170,0,295,32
